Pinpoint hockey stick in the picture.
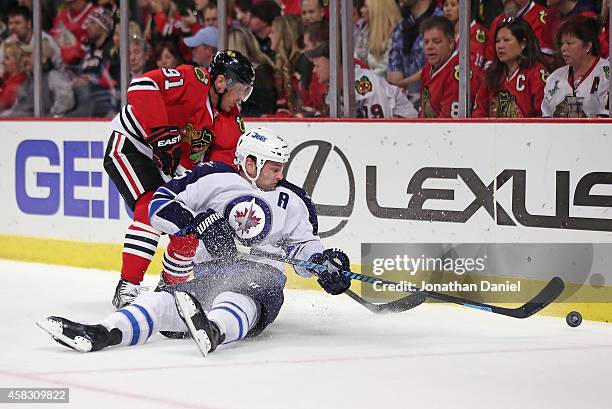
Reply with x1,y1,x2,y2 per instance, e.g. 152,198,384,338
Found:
238,246,565,319
344,289,426,314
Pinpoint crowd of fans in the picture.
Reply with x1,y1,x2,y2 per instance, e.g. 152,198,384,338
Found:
0,0,609,118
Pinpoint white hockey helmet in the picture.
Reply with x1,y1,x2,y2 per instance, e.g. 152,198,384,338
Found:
234,127,290,187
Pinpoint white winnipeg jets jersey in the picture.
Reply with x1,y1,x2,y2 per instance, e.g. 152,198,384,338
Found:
541,57,610,118
149,161,324,275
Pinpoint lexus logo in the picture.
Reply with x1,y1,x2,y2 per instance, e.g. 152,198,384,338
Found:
285,141,355,238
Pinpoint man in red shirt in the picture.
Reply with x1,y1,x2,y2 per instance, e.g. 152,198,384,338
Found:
51,0,95,65
484,0,555,65
420,16,481,117
104,51,255,309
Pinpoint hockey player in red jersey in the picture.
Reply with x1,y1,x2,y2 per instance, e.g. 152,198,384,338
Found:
104,50,255,309
473,18,549,117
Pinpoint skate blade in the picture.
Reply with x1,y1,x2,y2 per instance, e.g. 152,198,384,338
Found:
175,292,211,358
36,318,93,353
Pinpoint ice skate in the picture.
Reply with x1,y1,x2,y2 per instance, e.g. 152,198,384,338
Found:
174,291,224,357
112,279,140,309
36,317,121,353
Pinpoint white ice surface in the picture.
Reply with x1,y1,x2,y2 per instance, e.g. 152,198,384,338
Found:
1,259,611,409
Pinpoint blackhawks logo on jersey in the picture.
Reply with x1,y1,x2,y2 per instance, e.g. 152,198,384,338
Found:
421,86,437,118
475,28,486,44
236,115,245,133
182,123,213,162
492,91,522,118
604,66,609,80
539,10,548,24
355,75,373,95
553,96,586,118
193,67,209,85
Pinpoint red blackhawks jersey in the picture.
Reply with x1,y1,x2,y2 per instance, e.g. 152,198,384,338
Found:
110,64,215,176
51,2,95,65
203,106,245,168
457,21,488,69
473,63,549,117
485,1,554,64
419,51,482,118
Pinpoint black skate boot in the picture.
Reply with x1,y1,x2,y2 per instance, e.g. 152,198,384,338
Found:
174,292,224,357
37,317,122,352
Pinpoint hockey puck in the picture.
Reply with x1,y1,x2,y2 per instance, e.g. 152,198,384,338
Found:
566,311,582,327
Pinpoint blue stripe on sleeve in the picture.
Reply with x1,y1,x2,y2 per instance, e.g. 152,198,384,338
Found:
132,304,154,339
117,309,141,345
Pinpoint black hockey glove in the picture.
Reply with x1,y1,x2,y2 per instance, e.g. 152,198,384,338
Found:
190,209,237,260
309,248,351,295
145,126,182,176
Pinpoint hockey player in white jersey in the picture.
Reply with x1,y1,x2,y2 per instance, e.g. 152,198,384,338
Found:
37,128,352,357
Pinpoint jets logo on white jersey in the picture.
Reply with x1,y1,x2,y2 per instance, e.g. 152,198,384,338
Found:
224,196,272,246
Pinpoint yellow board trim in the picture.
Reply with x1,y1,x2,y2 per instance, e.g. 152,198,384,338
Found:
0,235,610,322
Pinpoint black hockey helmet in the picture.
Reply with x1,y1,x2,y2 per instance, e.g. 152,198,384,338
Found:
209,50,255,89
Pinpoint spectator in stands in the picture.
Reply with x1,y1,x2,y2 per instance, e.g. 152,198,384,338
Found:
72,7,116,117
364,0,402,75
227,27,278,116
303,20,329,116
420,16,459,117
484,0,555,66
542,15,609,117
108,21,142,87
301,0,326,24
183,26,218,67
7,6,63,70
204,4,218,27
51,0,95,67
154,41,185,68
307,41,418,117
147,0,181,41
547,0,599,39
129,35,151,78
2,39,75,117
270,15,312,116
443,0,488,68
386,0,443,95
249,0,281,60
235,0,253,28
473,18,550,117
0,43,29,112
354,0,369,62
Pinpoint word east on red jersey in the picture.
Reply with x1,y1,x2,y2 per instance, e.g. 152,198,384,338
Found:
110,64,214,170
473,63,548,117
